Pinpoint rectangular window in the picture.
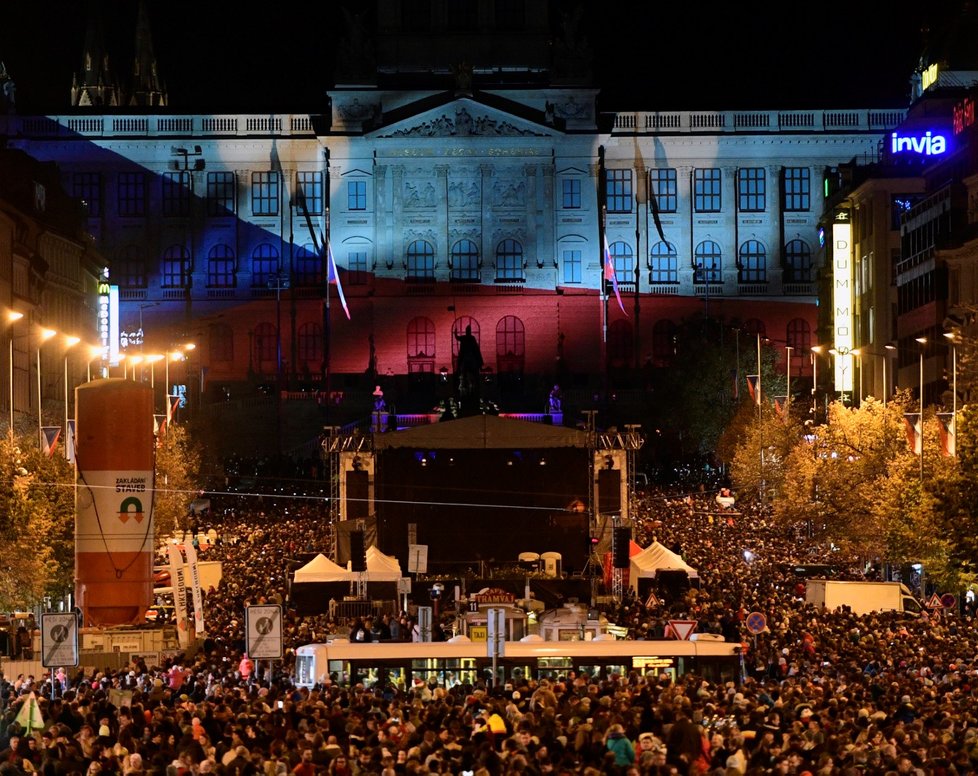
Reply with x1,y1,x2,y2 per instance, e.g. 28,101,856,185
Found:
296,172,323,215
251,172,279,216
161,172,191,217
649,168,677,213
117,172,146,217
207,172,236,216
606,169,632,214
72,172,102,217
562,179,581,209
784,167,811,211
347,180,367,211
693,168,721,212
348,251,369,285
562,249,582,284
738,168,765,212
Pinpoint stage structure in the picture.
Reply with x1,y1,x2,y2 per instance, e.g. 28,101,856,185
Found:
321,415,643,578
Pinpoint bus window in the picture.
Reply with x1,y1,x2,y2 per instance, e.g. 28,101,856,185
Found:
536,657,572,680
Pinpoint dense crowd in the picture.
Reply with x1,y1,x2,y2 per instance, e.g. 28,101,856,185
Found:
2,484,978,776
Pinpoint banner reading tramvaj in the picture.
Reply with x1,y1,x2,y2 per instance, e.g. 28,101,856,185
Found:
184,542,205,636
167,545,191,649
40,613,78,668
246,604,283,660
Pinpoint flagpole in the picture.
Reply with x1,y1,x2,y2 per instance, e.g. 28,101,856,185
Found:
324,207,331,426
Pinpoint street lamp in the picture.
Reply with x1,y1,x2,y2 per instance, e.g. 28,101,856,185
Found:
884,343,896,406
63,336,80,458
37,327,56,450
944,331,958,431
164,350,186,418
811,345,824,419
128,354,144,381
850,348,865,407
785,345,793,412
916,336,927,482
145,354,164,393
6,311,23,436
86,345,104,382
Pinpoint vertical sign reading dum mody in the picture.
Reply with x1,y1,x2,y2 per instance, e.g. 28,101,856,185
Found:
832,220,854,393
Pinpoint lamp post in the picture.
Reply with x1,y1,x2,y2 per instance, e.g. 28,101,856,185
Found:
63,336,80,458
944,330,958,427
37,327,56,450
811,345,823,420
129,354,144,381
6,311,23,436
86,345,103,382
916,336,927,482
145,354,163,394
164,350,186,417
884,343,896,406
851,348,865,407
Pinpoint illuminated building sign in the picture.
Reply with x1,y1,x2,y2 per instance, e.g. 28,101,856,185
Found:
832,221,853,393
922,63,939,92
890,131,947,156
954,98,975,135
98,269,121,367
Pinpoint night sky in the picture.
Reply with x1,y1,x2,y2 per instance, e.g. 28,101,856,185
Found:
0,1,960,116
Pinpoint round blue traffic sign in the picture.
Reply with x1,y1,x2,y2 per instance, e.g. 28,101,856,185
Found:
746,611,767,635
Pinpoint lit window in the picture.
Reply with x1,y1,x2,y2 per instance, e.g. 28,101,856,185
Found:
649,169,677,213
251,243,280,287
784,167,810,211
562,179,581,209
161,245,191,288
297,172,323,214
606,170,632,214
649,241,678,283
347,180,367,211
207,244,236,288
694,241,722,282
694,169,721,212
738,168,765,212
451,240,480,282
495,239,524,281
738,240,767,283
562,249,582,284
406,240,435,280
251,172,279,216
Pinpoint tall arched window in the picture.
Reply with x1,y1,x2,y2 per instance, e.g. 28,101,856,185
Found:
298,322,322,364
161,245,191,288
252,322,277,367
209,323,234,364
496,315,525,373
407,316,436,373
294,243,321,287
738,240,767,283
406,240,435,280
609,241,633,283
694,241,722,283
118,244,146,288
608,319,633,367
784,239,813,283
451,316,481,369
451,239,479,282
495,239,524,281
649,241,678,283
207,244,236,288
251,243,280,287
652,319,677,366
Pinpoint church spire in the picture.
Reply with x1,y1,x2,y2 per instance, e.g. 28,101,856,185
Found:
129,0,167,107
71,0,120,107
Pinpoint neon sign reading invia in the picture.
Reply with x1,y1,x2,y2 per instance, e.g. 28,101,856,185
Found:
891,131,947,156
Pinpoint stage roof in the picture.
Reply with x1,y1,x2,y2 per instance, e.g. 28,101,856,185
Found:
373,415,588,450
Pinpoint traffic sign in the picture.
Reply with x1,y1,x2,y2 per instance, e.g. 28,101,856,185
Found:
745,611,767,635
941,593,957,610
666,620,698,641
644,591,660,608
408,544,428,574
245,604,283,659
926,593,945,609
41,614,78,668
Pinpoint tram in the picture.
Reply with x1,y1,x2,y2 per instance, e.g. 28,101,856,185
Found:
293,637,740,690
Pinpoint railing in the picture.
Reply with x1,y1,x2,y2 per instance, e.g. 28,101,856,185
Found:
610,109,906,134
782,282,816,295
737,284,769,296
8,114,319,138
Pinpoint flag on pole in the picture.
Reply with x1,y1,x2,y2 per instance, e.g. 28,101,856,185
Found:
746,375,761,406
773,396,788,418
937,412,956,457
903,413,922,455
327,241,350,320
602,235,627,316
66,419,76,463
167,394,181,425
41,426,60,457
154,414,167,442
14,692,44,734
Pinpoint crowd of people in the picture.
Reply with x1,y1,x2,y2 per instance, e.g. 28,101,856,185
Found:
1,483,978,775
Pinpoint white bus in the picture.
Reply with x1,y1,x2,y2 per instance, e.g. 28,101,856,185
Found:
294,637,740,690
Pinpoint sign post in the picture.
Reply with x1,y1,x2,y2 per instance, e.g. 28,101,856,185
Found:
487,607,506,687
408,544,428,575
41,613,79,700
245,604,283,687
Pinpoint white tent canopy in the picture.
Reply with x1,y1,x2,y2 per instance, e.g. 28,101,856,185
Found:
293,553,351,583
630,541,698,590
358,545,402,581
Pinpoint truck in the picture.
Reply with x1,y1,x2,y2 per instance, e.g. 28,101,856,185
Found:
805,579,922,616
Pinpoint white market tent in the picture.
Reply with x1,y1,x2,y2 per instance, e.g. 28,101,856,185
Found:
359,545,402,581
293,553,351,583
630,541,699,591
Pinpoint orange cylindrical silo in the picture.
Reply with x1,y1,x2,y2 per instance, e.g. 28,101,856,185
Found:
75,378,155,627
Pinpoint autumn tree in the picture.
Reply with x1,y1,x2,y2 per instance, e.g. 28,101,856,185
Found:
153,423,202,540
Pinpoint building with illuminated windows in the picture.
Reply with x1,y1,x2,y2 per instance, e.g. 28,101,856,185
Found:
0,1,908,453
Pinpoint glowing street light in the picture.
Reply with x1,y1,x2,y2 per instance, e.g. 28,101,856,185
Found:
916,336,928,482
86,345,104,382
37,327,57,450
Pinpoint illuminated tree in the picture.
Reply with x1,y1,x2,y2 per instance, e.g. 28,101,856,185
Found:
153,423,202,540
